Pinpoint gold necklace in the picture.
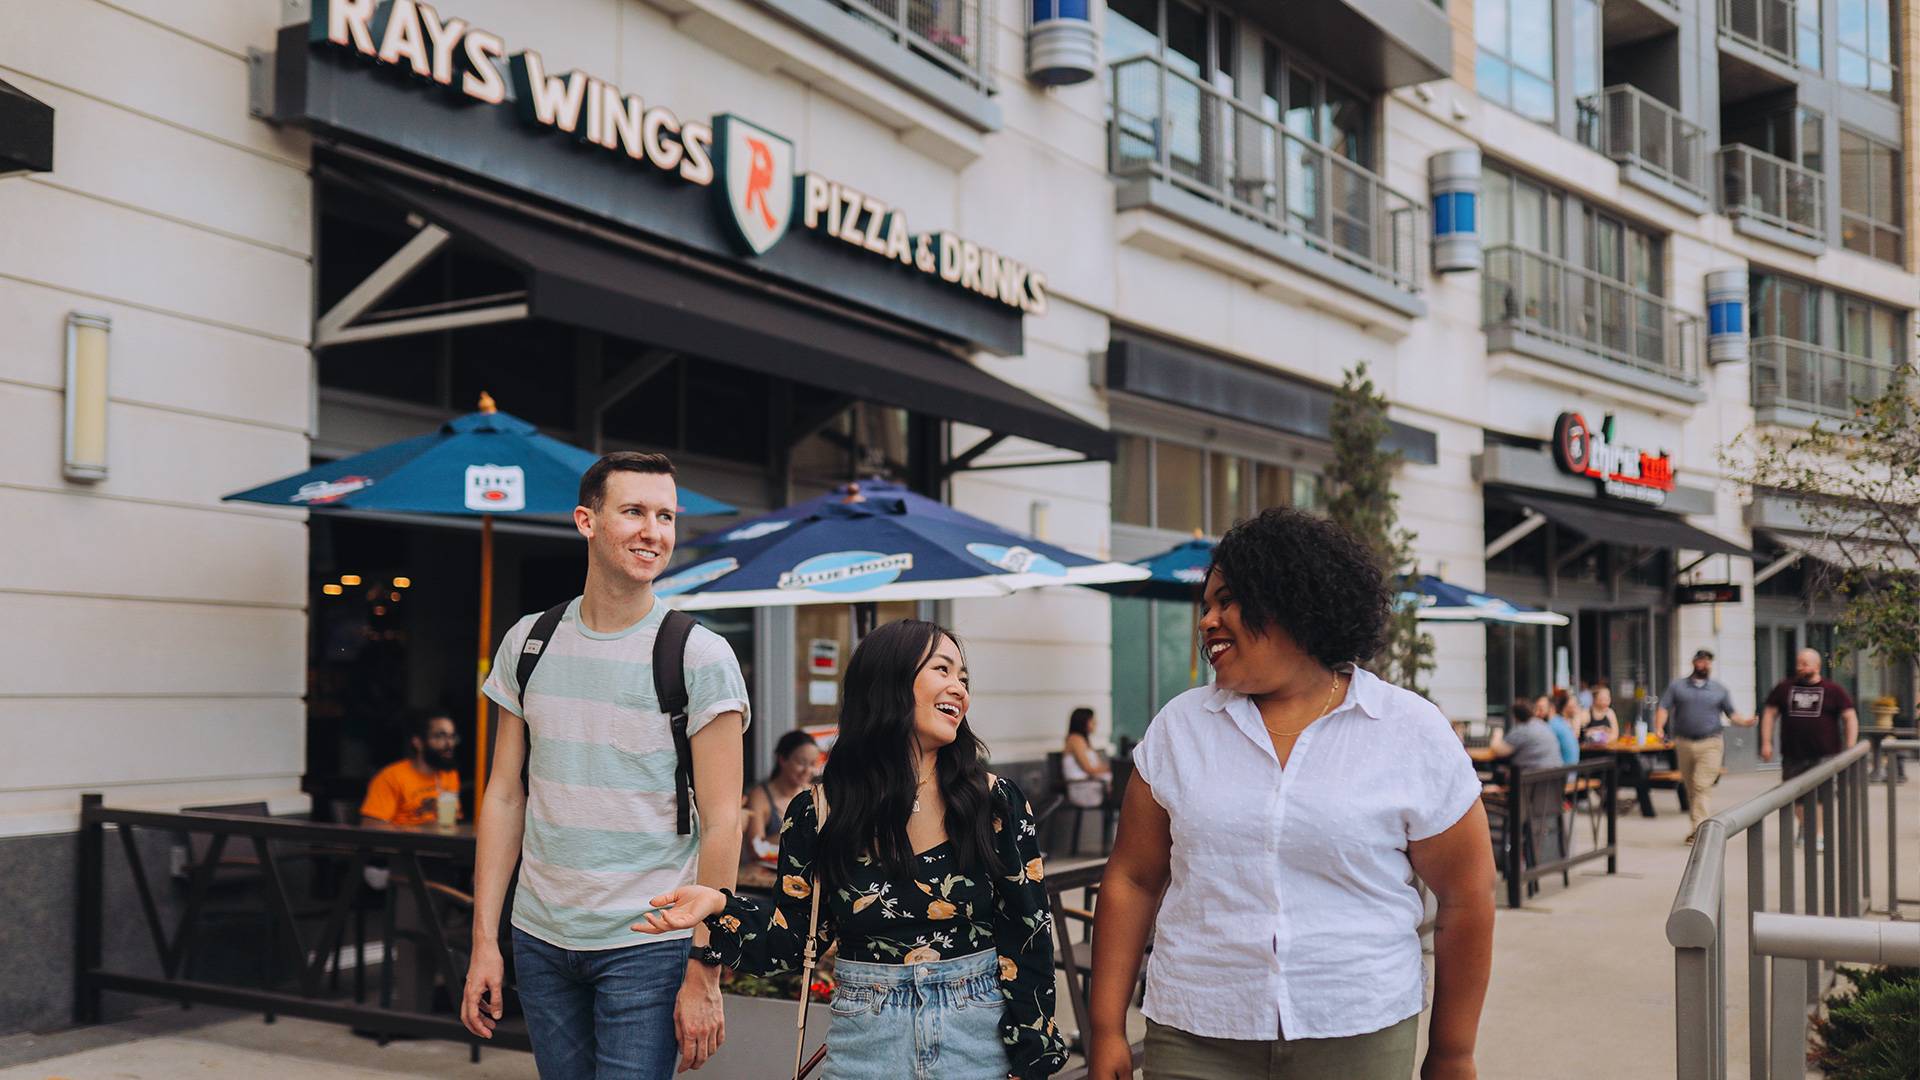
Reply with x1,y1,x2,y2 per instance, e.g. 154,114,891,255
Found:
910,765,936,813
1262,670,1343,739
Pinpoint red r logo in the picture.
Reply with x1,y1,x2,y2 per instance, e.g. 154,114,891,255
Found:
744,138,778,230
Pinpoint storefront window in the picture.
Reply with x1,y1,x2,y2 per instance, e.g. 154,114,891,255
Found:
1486,622,1548,717
1209,452,1248,535
1254,462,1292,512
1111,597,1204,744
1154,440,1205,534
1112,435,1152,527
792,602,918,732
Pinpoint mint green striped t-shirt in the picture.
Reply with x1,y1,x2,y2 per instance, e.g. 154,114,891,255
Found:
482,597,749,950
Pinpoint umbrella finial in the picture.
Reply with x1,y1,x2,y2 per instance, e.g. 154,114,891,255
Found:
477,391,497,414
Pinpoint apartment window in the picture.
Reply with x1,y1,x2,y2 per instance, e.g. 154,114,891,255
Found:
1571,0,1600,100
1750,272,1907,414
1477,0,1554,123
1798,0,1823,71
1837,0,1896,96
1111,433,1325,533
1839,129,1903,263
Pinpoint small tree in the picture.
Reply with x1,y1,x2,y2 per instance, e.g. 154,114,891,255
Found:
1726,366,1920,703
1327,362,1435,695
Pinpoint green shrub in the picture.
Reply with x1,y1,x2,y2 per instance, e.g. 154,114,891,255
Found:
1810,965,1919,1080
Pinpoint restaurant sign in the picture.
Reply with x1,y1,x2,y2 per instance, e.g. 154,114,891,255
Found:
1552,411,1675,507
309,0,1048,315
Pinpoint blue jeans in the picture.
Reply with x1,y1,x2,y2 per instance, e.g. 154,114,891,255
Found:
511,927,690,1079
824,948,1010,1080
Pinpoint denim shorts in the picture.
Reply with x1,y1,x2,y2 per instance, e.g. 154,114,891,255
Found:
824,948,1011,1080
511,926,690,1080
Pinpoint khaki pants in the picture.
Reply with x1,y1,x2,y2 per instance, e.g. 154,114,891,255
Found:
1144,1015,1417,1080
1675,735,1725,834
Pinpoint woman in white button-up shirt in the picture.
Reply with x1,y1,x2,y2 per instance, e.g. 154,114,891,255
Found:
1087,509,1495,1080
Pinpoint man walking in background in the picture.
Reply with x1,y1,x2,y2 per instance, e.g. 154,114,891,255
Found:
1760,648,1859,851
1654,649,1755,843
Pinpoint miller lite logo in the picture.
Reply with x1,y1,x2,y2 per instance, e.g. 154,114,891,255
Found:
465,463,526,511
714,114,794,256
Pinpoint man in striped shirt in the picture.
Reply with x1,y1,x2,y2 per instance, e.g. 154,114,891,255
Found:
462,452,747,1077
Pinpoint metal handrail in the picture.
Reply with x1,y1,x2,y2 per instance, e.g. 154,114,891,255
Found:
1718,0,1805,67
1106,54,1422,292
827,0,990,93
1577,85,1708,199
1482,243,1701,384
1885,737,1919,919
1717,144,1826,243
1749,335,1900,420
1666,742,1873,1080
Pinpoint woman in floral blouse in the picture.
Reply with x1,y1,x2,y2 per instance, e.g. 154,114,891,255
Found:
636,619,1067,1080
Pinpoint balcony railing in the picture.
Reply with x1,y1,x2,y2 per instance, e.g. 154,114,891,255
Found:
1719,0,1804,67
1108,55,1420,293
1750,336,1899,420
1483,244,1701,384
1717,144,1826,244
1576,85,1708,200
829,0,989,94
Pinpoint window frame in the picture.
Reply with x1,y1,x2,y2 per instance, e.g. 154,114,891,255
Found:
1838,126,1903,265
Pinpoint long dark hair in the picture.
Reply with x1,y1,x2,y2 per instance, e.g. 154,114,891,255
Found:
1067,707,1094,738
817,619,1000,889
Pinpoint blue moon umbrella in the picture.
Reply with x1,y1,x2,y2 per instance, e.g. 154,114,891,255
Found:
223,394,735,797
657,487,1147,609
1399,575,1569,626
1087,536,1215,603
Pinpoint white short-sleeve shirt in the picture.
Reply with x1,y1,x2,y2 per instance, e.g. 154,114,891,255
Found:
1131,665,1481,1040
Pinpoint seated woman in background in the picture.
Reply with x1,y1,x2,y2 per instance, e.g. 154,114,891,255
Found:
1062,706,1112,808
1582,685,1621,743
743,730,820,865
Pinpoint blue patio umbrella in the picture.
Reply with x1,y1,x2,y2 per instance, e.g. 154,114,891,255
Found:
1088,536,1215,603
657,486,1148,611
1398,574,1568,626
223,394,735,796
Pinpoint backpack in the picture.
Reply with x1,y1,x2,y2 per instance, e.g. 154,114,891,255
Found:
513,600,701,834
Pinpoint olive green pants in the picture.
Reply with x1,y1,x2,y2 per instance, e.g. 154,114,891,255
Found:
1143,1014,1419,1080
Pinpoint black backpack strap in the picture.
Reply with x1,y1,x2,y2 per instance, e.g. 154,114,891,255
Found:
653,609,698,835
514,601,571,793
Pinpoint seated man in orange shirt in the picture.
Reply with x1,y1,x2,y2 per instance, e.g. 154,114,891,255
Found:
361,709,462,826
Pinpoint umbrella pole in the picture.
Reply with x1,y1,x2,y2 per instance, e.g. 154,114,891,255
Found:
475,514,495,804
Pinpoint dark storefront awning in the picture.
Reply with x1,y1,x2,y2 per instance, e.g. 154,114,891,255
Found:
1757,530,1920,575
0,77,55,177
1501,490,1750,559
1107,331,1439,464
335,165,1113,462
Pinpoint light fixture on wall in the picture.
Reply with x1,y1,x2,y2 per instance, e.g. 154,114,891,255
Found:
63,312,111,482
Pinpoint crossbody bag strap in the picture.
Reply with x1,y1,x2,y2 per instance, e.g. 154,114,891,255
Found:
793,784,827,1080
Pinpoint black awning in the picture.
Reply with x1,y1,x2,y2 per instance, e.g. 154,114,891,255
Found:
1499,490,1750,559
343,167,1113,462
1107,331,1439,464
0,77,55,177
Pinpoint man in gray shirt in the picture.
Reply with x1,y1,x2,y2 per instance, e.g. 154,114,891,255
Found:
1654,649,1756,842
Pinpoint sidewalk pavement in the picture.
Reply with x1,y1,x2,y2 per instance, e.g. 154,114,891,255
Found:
5,769,1913,1080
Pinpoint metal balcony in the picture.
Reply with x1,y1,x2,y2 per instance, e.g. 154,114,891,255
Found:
1717,144,1826,246
1577,85,1709,203
1483,244,1701,386
828,0,990,94
1108,55,1420,293
1750,335,1899,421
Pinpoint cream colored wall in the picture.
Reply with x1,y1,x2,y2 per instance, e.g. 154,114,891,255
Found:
0,0,314,837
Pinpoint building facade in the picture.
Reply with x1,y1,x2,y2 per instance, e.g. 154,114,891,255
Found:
0,0,1914,1036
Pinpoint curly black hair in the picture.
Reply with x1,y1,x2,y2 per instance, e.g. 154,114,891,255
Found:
1206,507,1390,669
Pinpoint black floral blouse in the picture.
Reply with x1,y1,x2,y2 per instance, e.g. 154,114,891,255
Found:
705,776,1068,1080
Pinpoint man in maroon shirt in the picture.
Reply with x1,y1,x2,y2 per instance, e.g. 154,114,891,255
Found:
1759,648,1859,849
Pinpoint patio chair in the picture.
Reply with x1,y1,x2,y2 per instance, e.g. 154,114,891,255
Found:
1046,861,1147,1079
